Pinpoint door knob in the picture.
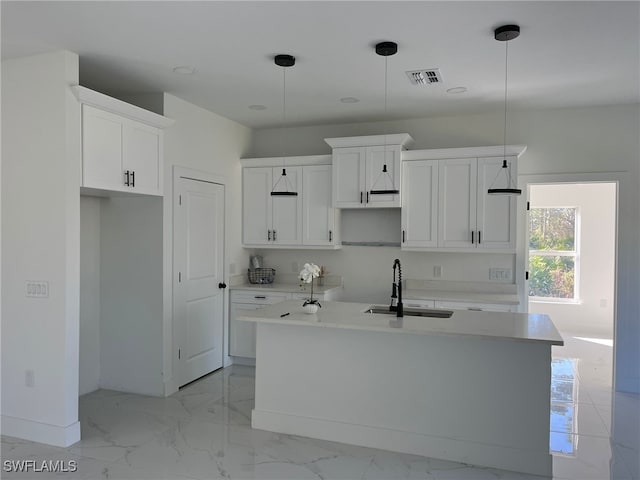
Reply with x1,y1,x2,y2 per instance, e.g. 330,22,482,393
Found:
218,282,227,289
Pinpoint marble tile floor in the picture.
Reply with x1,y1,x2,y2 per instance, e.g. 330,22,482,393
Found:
2,333,638,480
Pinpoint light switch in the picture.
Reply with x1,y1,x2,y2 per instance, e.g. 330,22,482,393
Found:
26,281,49,298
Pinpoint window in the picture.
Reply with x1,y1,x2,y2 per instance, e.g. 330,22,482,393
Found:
529,207,579,301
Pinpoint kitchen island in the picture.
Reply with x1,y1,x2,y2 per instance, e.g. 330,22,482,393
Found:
238,300,563,476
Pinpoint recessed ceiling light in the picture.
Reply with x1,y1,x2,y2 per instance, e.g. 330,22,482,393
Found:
248,104,267,111
340,97,360,103
446,87,467,94
172,66,195,75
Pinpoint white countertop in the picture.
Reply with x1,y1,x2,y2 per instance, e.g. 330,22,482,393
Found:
237,299,563,346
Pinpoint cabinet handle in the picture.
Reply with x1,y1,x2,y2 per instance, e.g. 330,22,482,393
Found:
366,191,370,203
124,170,130,186
254,295,266,299
360,191,363,204
273,230,277,241
478,231,481,244
131,170,135,187
268,230,271,241
471,231,475,244
402,230,406,243
329,230,333,242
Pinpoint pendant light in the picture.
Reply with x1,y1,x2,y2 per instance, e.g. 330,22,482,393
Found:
488,24,522,196
270,54,298,197
370,41,400,196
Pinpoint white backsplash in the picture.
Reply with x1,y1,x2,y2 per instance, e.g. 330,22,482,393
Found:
250,246,516,304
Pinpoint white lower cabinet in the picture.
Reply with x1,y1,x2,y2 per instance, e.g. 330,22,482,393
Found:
433,300,516,313
402,299,436,309
230,288,338,359
230,291,289,358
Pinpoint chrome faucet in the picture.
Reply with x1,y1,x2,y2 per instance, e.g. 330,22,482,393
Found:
389,259,403,317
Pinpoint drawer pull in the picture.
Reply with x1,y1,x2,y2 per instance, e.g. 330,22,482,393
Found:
467,307,483,311
254,295,266,299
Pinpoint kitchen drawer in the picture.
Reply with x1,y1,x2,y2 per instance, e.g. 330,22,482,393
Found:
433,300,515,312
402,299,436,309
231,291,289,305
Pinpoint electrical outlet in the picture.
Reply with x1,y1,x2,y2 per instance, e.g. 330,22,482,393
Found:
489,268,512,281
25,370,35,387
433,265,442,278
25,281,49,298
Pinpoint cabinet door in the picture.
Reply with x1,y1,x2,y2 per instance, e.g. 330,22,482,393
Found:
271,166,303,245
229,303,260,358
123,121,162,195
366,145,401,207
302,165,336,246
82,105,125,191
401,160,438,248
476,157,517,250
332,147,366,208
243,168,272,245
438,158,477,248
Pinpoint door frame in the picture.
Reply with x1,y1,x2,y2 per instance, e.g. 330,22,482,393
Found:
516,171,622,391
164,166,227,395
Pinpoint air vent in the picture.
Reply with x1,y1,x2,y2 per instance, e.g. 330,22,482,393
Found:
406,69,443,85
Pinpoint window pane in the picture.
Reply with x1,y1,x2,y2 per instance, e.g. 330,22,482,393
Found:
529,208,576,251
529,255,575,298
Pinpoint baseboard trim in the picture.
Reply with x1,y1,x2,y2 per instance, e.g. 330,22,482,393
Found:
252,409,552,477
1,415,80,447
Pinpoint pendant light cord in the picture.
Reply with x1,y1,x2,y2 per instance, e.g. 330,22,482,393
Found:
503,40,508,162
282,66,286,170
503,40,511,186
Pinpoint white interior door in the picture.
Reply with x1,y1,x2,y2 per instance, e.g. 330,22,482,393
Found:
174,176,225,387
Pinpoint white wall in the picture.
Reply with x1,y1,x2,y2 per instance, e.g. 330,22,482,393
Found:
249,103,640,393
1,51,81,446
528,183,616,337
79,196,101,395
256,247,514,304
161,93,252,393
99,196,164,395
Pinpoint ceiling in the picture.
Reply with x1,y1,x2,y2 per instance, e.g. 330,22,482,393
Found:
2,1,639,129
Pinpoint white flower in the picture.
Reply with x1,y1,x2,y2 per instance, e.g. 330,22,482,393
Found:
299,263,321,284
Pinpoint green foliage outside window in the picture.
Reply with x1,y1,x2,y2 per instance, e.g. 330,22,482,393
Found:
529,208,577,299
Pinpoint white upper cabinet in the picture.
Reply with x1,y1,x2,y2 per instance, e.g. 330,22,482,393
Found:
476,157,518,250
73,86,173,196
401,160,439,248
243,166,303,246
243,167,273,245
401,145,526,253
303,165,339,246
326,134,413,208
271,167,303,246
241,156,340,249
331,147,366,207
438,157,478,248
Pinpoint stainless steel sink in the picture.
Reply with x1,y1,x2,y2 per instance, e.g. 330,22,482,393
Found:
365,306,454,318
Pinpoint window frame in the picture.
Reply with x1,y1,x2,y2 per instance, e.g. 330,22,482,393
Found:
528,206,581,303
